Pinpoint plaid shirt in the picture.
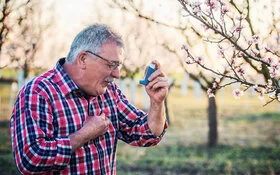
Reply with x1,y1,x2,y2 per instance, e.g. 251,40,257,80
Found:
10,58,167,175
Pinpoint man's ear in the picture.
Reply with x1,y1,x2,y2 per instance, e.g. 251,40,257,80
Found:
77,52,87,69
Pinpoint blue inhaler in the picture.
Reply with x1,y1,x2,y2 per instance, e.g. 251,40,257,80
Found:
139,63,156,85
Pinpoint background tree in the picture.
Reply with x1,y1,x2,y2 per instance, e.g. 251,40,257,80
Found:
177,0,280,104
0,0,32,68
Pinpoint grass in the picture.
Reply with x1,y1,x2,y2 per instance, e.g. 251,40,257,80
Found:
0,69,17,79
117,143,280,175
1,82,280,174
0,121,19,175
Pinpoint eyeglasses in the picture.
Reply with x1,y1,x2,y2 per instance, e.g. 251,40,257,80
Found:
85,50,122,70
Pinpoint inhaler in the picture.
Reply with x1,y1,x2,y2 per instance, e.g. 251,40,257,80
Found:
139,63,156,85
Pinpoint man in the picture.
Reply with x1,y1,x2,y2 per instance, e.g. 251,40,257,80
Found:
10,24,168,174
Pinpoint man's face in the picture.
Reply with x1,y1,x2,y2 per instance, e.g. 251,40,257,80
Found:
82,41,123,96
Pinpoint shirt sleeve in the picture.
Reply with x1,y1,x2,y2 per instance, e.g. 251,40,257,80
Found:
10,84,72,174
114,85,168,147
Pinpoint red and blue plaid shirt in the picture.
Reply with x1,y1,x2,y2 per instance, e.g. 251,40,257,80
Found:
10,58,167,175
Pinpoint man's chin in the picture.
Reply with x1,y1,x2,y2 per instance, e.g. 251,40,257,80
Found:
96,87,107,96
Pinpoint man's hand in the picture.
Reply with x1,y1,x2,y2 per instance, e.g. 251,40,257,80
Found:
69,114,110,152
145,60,169,103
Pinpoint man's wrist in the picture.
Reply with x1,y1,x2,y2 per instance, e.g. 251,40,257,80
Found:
150,100,164,108
69,130,85,152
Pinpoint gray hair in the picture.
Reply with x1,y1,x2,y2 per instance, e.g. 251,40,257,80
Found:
66,24,124,63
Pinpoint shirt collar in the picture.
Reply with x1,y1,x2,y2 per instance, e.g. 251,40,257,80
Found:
53,58,81,96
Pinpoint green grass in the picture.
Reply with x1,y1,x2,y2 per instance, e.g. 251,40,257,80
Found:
226,112,280,122
117,143,280,175
1,83,280,174
0,83,14,120
0,69,17,78
0,121,19,175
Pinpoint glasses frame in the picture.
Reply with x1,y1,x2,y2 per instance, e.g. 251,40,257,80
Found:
85,50,122,70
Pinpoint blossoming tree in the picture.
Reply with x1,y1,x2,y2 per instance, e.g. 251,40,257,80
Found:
179,0,280,105
0,0,53,78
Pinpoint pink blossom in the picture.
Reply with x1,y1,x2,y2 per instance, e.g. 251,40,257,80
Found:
269,69,277,78
195,56,204,65
237,52,244,57
205,0,217,10
216,0,225,6
252,35,259,43
252,85,259,92
191,1,202,16
213,24,219,29
221,7,229,14
266,57,274,65
202,24,210,31
233,25,244,32
185,58,193,64
207,88,215,97
205,9,212,16
271,63,279,70
231,59,236,66
258,93,264,100
248,35,259,45
233,89,244,99
265,47,272,53
212,81,219,88
250,49,259,56
269,64,280,78
183,0,189,5
218,45,225,57
236,66,245,76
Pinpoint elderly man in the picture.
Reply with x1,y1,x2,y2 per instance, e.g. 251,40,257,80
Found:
11,24,168,174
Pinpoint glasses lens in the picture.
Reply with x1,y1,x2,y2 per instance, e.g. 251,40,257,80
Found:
110,63,122,70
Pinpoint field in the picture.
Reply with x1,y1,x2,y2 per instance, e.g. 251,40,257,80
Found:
1,82,280,175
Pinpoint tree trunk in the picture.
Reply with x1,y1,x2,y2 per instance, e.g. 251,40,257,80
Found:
164,97,170,125
208,97,218,147
164,79,175,125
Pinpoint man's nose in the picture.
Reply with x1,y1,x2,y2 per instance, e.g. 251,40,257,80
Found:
111,68,120,79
